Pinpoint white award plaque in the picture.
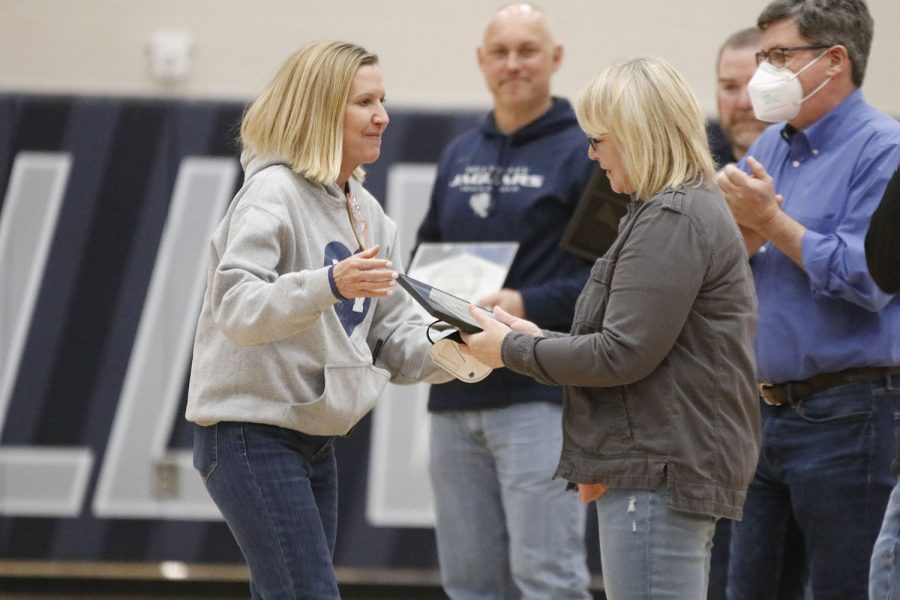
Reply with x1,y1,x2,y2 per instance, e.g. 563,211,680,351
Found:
407,241,520,302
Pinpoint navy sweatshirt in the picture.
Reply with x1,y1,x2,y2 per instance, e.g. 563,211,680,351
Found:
416,97,595,412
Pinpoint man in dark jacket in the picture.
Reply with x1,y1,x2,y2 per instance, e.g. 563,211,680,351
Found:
415,3,593,599
866,167,900,599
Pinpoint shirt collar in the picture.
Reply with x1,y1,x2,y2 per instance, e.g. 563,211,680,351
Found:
779,89,864,149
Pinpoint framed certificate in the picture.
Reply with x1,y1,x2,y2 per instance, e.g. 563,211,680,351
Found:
560,169,629,261
407,241,519,301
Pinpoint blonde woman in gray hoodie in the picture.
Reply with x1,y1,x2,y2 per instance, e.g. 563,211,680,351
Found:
186,41,450,599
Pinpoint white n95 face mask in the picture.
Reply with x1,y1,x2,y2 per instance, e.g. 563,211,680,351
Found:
747,52,832,123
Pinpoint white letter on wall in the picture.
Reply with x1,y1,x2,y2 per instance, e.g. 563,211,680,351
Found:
92,157,237,519
0,152,93,517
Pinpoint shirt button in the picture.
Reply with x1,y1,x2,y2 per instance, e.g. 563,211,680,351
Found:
812,149,819,155
792,160,801,168
759,246,768,253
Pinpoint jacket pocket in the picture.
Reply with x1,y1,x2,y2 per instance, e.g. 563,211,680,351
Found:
564,386,634,455
573,258,613,331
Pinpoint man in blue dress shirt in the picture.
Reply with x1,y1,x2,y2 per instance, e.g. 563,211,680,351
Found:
717,0,900,598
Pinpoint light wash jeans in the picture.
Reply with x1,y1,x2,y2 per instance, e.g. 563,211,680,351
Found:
429,402,591,600
871,477,900,600
595,487,717,600
194,422,339,600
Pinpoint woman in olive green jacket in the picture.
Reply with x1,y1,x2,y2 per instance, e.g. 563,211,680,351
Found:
461,56,760,600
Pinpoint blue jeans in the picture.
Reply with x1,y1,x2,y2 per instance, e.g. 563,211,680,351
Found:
871,476,900,599
428,402,591,600
708,513,806,600
595,487,717,600
193,422,339,600
727,375,900,600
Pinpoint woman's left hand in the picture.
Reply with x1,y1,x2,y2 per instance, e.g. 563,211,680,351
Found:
459,305,518,368
477,288,525,318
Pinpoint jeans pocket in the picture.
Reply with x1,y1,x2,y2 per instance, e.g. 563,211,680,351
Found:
192,423,219,483
796,385,873,423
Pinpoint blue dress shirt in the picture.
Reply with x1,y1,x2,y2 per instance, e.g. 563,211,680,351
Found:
740,90,900,383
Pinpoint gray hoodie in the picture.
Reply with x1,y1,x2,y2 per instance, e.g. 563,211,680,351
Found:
186,154,449,436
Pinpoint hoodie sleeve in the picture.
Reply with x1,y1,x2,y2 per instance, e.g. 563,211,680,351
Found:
367,229,453,384
518,143,597,327
518,270,591,327
209,203,339,346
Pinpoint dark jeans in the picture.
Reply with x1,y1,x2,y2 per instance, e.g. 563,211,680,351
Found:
193,422,339,600
727,375,900,600
708,511,805,600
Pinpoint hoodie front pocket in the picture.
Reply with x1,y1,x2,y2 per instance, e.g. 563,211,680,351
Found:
292,363,391,435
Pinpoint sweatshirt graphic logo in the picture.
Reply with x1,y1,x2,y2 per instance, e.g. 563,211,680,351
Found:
448,165,544,192
449,165,545,219
325,241,371,336
469,192,491,218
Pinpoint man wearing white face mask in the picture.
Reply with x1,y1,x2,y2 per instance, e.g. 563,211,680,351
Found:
717,0,900,598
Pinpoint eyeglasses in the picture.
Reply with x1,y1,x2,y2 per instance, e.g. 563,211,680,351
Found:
754,44,831,67
587,131,610,151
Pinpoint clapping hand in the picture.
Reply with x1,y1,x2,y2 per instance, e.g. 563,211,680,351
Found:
717,156,780,231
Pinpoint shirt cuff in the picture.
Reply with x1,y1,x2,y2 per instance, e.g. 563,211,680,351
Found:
501,332,534,374
328,264,348,301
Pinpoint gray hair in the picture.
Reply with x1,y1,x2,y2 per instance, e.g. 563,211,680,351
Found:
758,0,873,87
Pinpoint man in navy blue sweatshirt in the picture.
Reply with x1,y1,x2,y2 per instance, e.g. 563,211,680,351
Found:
415,3,593,599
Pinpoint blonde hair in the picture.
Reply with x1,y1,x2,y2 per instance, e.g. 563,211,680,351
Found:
575,56,715,201
240,41,378,185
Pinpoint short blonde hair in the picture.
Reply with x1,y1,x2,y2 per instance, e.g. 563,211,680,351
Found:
575,56,715,201
240,41,378,185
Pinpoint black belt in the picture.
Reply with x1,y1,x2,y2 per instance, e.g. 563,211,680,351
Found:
758,366,900,406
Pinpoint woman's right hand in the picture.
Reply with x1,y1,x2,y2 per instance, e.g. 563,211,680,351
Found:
332,245,397,298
